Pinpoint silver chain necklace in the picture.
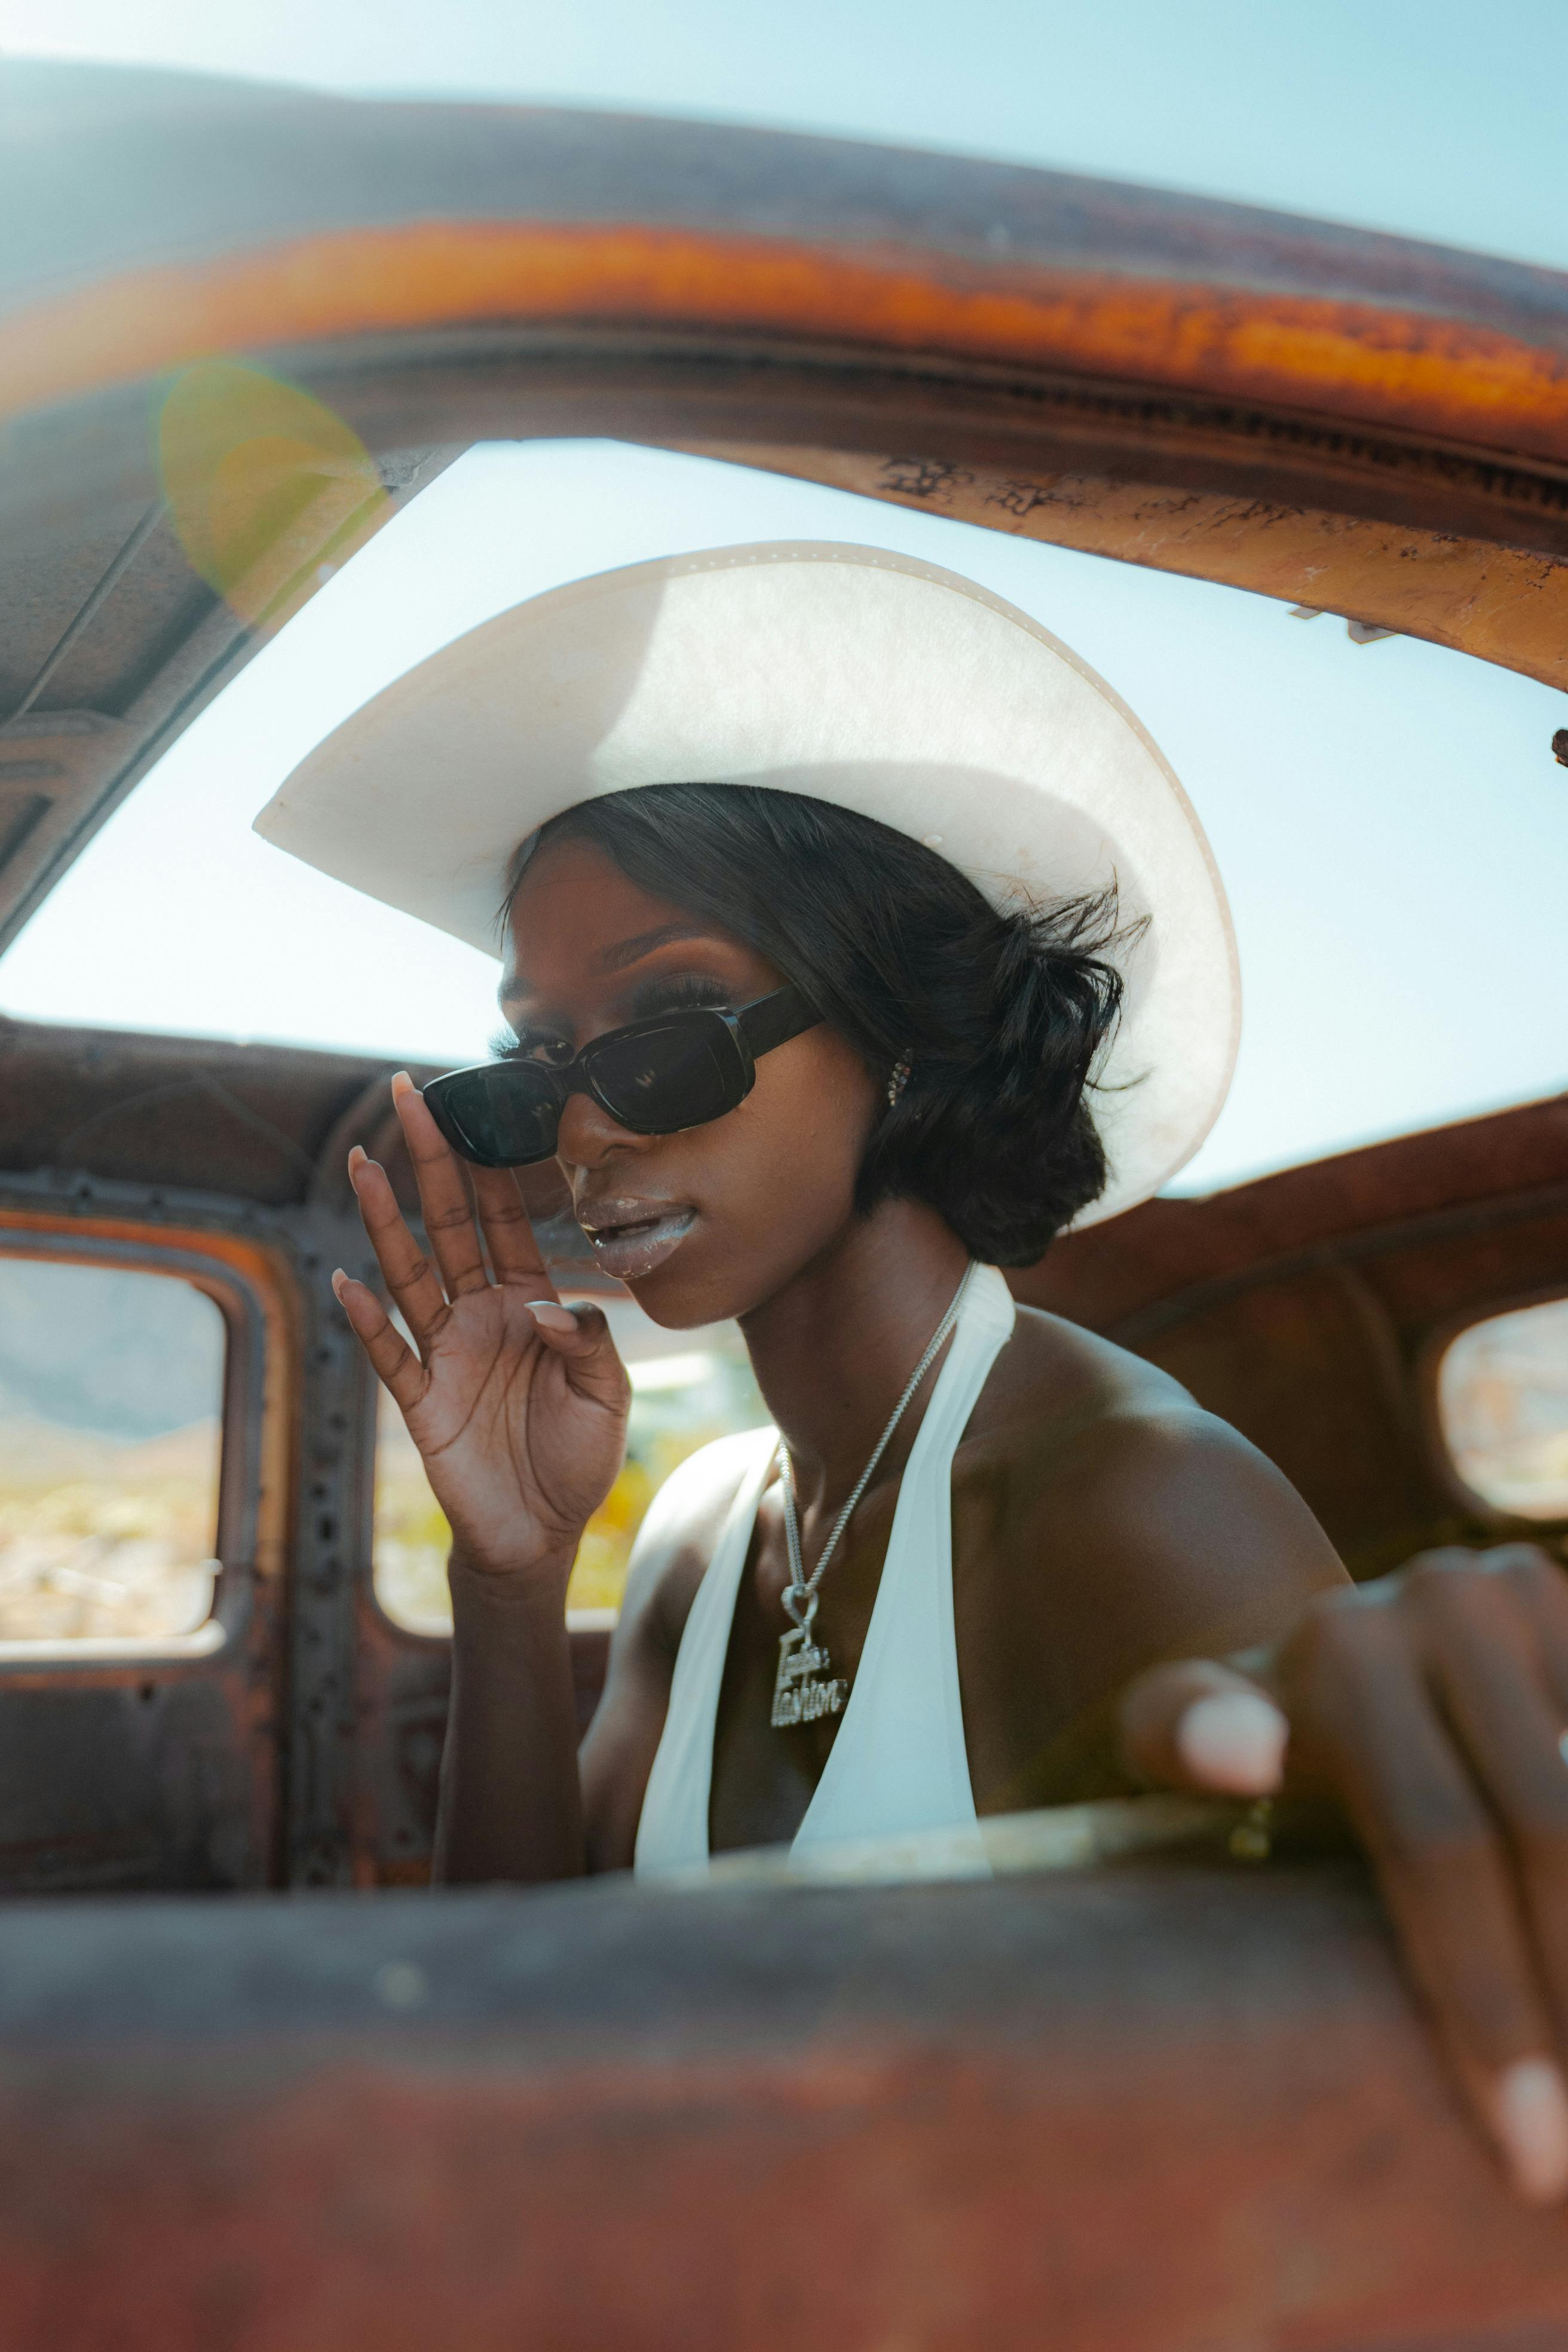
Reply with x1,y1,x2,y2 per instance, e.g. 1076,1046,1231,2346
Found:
770,1264,972,1730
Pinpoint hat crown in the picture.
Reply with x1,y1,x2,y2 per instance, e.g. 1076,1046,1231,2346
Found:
255,541,1239,1224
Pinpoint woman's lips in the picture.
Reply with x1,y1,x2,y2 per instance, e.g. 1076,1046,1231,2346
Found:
577,1201,697,1281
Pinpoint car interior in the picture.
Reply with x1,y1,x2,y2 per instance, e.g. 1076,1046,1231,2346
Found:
3,55,1567,2346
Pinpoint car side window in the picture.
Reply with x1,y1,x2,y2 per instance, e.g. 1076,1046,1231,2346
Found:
1437,1296,1568,1523
372,1291,767,1631
0,1253,225,1642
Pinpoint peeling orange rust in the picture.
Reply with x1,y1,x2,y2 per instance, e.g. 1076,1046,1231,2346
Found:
5,220,1568,461
694,442,1568,690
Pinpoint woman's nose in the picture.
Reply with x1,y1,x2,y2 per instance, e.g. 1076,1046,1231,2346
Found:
554,1086,651,1171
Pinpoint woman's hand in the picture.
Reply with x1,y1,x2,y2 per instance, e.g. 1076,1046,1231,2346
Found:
332,1073,629,1590
1119,1543,1568,2206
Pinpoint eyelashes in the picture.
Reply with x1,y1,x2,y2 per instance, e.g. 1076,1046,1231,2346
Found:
627,970,733,1019
488,971,737,1067
488,1024,571,1069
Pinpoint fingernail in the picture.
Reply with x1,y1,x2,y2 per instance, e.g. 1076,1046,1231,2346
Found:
1175,1692,1288,1794
1495,2059,1568,2203
523,1299,576,1333
347,1145,367,1177
390,1071,415,1100
330,1268,348,1302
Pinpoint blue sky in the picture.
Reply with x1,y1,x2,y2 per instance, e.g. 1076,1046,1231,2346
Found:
5,0,1567,268
1,2,1566,1195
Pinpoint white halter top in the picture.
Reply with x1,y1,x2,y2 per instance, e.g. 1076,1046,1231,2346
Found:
634,1263,1017,1877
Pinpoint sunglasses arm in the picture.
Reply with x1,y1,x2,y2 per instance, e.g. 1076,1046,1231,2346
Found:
735,984,821,1061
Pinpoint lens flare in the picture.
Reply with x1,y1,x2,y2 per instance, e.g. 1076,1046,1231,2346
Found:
157,360,390,631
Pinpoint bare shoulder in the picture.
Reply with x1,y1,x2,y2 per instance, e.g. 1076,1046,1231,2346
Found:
966,1304,1349,1649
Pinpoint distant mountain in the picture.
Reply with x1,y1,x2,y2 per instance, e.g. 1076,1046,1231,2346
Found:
0,1413,219,1492
0,1257,223,1440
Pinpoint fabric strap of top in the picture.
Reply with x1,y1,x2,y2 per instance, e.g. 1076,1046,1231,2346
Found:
634,1263,1017,1877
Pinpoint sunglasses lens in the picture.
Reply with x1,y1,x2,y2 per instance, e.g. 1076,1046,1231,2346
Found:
589,1015,743,1133
428,1011,751,1165
427,1064,563,1166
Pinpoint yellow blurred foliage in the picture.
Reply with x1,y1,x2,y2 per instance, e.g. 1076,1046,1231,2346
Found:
373,1423,742,1630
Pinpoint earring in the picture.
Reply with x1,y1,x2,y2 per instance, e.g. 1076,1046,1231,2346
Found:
886,1055,912,1108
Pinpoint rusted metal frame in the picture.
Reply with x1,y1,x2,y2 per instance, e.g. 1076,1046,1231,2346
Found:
0,1181,302,1885
8,189,1568,463
1101,1180,1568,1549
3,499,165,725
0,445,460,959
3,307,1568,963
232,325,1568,547
3,1863,1568,2350
0,1166,383,1885
11,323,1564,754
693,436,1568,690
278,328,1568,696
258,331,1568,692
0,600,241,959
15,324,1568,557
1321,1257,1424,1460
1102,1174,1568,1354
9,311,1568,572
0,1143,555,1889
301,1152,455,1886
255,1199,381,1888
53,1074,318,1189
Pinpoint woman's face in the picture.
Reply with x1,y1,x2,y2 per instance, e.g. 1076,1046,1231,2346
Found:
501,835,881,1325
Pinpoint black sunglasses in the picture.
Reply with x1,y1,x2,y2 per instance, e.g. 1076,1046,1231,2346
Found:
423,984,822,1168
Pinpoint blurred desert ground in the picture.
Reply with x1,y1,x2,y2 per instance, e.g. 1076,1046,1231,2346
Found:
0,1258,222,1641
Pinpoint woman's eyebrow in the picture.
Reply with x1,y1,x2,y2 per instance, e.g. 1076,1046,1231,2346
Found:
496,921,725,1017
595,920,722,973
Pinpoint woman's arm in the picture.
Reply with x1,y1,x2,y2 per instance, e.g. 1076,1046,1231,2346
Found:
420,1411,752,1880
435,1557,586,1884
332,1074,630,1887
1120,1543,1568,2206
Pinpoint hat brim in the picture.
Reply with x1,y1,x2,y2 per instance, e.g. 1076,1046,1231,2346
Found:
254,541,1239,1227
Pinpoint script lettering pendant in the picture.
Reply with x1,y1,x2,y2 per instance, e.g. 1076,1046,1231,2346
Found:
771,1624,849,1729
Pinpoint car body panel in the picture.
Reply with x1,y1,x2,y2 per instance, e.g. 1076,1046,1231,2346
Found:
3,62,1568,2349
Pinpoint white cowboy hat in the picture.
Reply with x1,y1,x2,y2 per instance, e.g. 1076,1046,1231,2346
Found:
255,541,1238,1226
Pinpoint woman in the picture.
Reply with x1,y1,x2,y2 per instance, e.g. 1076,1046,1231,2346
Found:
260,542,1568,2204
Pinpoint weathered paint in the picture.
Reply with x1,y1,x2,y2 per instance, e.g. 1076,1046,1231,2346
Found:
702,441,1568,689
0,1864,1565,2350
7,216,1568,465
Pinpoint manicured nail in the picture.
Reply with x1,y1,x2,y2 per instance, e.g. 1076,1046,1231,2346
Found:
523,1299,577,1333
330,1268,348,1302
1495,2059,1568,2203
1175,1691,1288,1794
390,1071,415,1100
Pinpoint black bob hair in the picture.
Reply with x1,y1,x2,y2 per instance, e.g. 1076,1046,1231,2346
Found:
516,783,1129,1267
